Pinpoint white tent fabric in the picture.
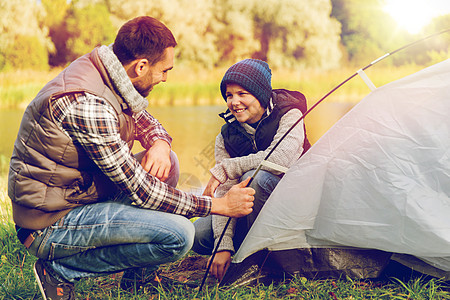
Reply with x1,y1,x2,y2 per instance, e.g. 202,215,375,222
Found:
233,59,450,271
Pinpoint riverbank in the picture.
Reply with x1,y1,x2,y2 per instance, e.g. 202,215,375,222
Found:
0,64,423,109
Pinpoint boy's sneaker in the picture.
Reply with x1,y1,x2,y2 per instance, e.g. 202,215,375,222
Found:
33,259,75,300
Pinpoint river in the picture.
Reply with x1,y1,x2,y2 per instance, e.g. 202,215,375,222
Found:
0,102,353,193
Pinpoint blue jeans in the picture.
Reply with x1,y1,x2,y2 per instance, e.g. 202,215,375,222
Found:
192,169,281,255
27,151,194,283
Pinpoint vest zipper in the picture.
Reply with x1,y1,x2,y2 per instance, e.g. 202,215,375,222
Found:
252,107,273,151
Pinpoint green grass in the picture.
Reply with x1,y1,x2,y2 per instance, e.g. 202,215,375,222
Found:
0,69,61,109
1,174,450,299
0,64,425,109
1,233,450,300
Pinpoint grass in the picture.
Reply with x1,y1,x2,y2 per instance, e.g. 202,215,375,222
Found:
1,174,450,299
0,63,425,109
2,237,450,300
0,69,62,109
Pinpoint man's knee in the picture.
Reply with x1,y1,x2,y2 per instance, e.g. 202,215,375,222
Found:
166,150,180,188
171,216,194,259
133,150,180,188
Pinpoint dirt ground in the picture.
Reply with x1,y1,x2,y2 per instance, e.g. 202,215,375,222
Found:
158,253,218,288
92,253,218,293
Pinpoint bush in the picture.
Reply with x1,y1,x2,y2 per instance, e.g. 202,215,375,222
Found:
0,35,49,71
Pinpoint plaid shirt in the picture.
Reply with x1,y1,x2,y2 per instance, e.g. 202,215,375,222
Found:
52,92,211,219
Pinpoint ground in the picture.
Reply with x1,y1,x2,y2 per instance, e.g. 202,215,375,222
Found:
158,253,217,287
86,253,217,298
95,253,217,290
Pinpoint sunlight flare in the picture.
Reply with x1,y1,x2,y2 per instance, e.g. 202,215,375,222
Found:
383,0,450,34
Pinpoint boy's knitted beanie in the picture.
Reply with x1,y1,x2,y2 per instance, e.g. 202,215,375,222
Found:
220,59,272,108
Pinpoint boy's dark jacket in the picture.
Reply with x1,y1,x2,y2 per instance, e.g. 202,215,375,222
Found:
219,89,311,158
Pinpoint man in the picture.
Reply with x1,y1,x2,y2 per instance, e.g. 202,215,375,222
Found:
8,16,254,299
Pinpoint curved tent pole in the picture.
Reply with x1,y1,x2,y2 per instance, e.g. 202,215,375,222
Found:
198,28,450,291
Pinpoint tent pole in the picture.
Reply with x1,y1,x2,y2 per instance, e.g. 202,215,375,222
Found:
198,28,450,291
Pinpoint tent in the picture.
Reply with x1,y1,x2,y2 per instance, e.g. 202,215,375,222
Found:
221,58,450,286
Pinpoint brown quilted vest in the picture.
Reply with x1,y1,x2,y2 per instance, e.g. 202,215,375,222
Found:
8,47,135,230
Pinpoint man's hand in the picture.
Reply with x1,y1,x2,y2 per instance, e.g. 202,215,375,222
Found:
203,176,220,197
141,140,171,181
208,251,232,281
211,177,254,218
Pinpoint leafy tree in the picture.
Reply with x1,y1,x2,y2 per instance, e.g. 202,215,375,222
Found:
1,0,343,70
209,0,342,69
209,0,260,66
1,35,49,70
64,2,116,62
41,0,71,66
0,0,52,70
249,0,342,69
104,0,150,20
331,0,409,65
106,0,342,69
153,0,219,69
393,15,450,66
106,0,220,68
425,15,450,48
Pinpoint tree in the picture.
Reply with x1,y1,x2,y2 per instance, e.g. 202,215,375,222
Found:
154,0,219,69
209,0,260,66
41,0,71,66
250,0,342,69
209,0,342,69
0,0,53,70
331,0,410,65
106,0,220,68
1,0,345,71
106,0,342,69
64,2,116,62
421,15,450,65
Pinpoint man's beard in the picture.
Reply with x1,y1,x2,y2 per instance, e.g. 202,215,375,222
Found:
134,83,153,98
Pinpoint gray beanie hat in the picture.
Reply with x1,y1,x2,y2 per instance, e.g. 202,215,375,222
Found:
220,59,272,108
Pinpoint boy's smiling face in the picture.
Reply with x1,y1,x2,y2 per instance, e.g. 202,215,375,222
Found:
226,83,265,124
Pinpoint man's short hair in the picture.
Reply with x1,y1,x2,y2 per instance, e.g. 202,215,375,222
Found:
113,16,177,66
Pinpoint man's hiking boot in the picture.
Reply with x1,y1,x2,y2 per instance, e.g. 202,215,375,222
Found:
33,259,75,300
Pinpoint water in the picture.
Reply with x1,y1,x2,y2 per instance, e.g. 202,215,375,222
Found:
0,102,354,190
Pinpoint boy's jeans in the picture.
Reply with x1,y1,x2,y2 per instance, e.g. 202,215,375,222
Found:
192,169,281,255
27,151,194,282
